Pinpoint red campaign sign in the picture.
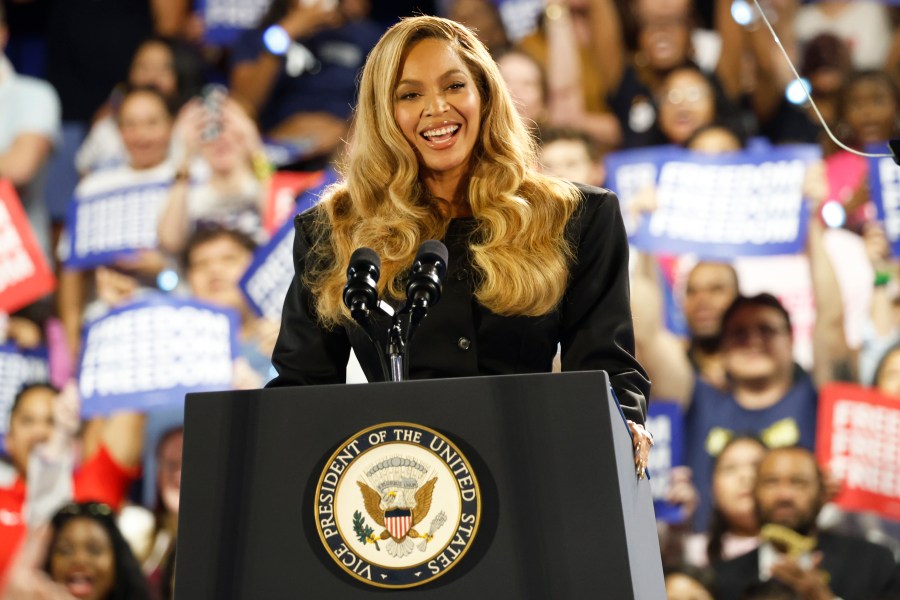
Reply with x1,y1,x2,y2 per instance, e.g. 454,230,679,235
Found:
263,171,325,235
816,382,900,521
0,180,56,313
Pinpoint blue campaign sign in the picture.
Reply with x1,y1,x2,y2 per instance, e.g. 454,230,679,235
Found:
263,138,320,168
65,181,170,270
77,295,239,417
630,145,820,259
646,400,685,524
241,216,296,319
241,169,339,318
869,154,900,256
0,344,49,439
197,0,270,47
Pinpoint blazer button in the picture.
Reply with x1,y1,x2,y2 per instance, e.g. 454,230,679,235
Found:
457,337,471,351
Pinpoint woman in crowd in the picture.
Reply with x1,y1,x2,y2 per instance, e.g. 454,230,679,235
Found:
76,37,202,175
822,70,900,233
875,344,900,397
267,15,652,469
45,502,152,600
656,65,720,147
157,95,269,254
57,86,175,358
686,436,766,567
496,48,548,129
142,427,182,595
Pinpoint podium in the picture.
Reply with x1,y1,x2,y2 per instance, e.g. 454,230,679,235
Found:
175,371,665,598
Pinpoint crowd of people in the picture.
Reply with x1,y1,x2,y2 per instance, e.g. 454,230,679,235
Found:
1,0,900,598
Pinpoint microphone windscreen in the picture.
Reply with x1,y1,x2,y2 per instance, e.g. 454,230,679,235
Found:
349,247,380,276
416,240,448,266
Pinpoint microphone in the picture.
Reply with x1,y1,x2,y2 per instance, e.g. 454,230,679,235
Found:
405,240,449,310
343,247,380,321
343,247,390,381
401,241,449,367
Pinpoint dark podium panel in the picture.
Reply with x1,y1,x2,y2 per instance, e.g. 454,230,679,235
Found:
176,371,664,599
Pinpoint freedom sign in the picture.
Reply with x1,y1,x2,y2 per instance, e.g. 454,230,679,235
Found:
606,145,820,258
196,0,270,46
0,180,56,313
816,383,900,521
869,155,900,255
241,217,296,319
78,296,238,417
65,180,170,270
241,170,338,318
646,401,686,524
0,344,49,437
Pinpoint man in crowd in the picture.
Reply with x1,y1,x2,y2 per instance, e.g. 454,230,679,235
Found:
636,203,852,530
715,447,900,600
631,257,740,400
0,3,60,255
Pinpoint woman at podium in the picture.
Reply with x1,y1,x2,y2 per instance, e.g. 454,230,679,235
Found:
267,16,653,474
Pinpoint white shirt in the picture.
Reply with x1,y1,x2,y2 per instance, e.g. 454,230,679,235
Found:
795,2,892,70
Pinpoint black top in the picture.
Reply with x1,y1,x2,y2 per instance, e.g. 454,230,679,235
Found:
46,0,153,122
267,183,650,424
714,532,900,600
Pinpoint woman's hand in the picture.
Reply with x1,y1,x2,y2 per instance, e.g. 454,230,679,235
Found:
173,99,206,161
95,266,140,308
6,316,43,349
232,357,264,390
1,525,76,600
624,184,658,233
221,98,265,157
862,221,892,272
280,0,342,40
802,160,829,213
627,420,653,479
666,466,699,521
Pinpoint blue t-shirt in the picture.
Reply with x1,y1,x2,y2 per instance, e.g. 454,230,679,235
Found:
685,374,818,532
231,20,384,132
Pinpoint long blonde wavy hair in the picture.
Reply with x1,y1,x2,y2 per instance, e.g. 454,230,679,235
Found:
307,16,582,327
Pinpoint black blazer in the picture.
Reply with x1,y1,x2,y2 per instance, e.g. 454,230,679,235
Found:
714,532,900,600
267,184,650,424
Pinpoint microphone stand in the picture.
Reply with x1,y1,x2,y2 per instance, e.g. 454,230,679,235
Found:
347,241,447,383
348,300,391,382
387,317,406,382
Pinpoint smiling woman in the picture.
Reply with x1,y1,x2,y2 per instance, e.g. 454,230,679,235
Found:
45,502,151,600
268,16,652,473
393,38,482,208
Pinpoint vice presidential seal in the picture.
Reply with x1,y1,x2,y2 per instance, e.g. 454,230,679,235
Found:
314,422,480,588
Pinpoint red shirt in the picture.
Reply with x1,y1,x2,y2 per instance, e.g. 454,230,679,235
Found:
0,445,140,579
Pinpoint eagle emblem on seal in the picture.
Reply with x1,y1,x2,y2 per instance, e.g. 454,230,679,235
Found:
356,456,444,558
